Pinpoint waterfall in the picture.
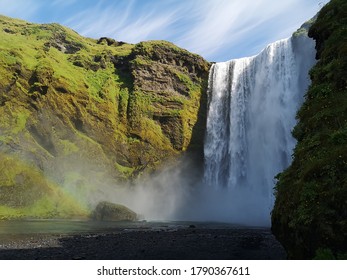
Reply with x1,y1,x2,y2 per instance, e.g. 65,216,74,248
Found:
202,35,316,226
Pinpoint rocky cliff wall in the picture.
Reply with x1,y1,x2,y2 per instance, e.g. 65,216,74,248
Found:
0,15,210,219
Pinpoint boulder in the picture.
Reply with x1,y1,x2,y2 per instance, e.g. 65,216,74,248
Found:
91,201,137,221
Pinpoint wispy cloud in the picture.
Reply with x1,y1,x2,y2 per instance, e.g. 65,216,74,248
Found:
51,0,77,8
64,0,180,43
61,0,324,61
0,0,39,21
0,0,326,61
176,0,322,60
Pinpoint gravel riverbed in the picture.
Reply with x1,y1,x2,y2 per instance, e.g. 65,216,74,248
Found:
0,222,286,260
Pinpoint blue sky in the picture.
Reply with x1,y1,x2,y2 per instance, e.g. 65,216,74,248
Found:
0,0,328,62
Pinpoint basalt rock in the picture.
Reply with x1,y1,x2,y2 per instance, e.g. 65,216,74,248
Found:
91,201,137,221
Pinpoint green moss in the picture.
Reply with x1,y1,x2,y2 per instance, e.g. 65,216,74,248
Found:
0,18,134,104
14,110,30,134
24,195,87,219
118,88,129,121
114,162,135,179
0,104,30,135
0,153,87,219
113,44,134,57
83,68,126,102
131,56,153,66
0,49,18,65
58,139,79,155
272,0,347,259
313,248,336,260
0,195,88,220
174,70,194,88
0,206,23,220
0,14,210,219
134,40,191,56
0,135,13,144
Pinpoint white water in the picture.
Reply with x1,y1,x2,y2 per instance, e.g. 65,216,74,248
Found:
81,35,316,226
201,35,316,226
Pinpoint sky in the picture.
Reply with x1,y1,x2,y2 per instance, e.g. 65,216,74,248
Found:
0,0,328,62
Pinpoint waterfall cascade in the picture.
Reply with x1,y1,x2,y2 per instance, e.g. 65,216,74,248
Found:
203,35,316,226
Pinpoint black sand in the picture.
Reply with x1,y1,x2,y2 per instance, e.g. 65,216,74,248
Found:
0,221,286,260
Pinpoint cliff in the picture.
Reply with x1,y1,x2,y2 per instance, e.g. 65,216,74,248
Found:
272,0,347,259
0,15,210,219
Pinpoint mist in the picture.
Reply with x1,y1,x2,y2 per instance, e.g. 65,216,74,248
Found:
54,151,272,227
35,35,315,228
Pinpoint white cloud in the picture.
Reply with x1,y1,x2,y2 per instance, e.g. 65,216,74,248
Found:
175,0,322,60
63,0,323,61
0,0,327,61
0,0,39,20
63,0,180,42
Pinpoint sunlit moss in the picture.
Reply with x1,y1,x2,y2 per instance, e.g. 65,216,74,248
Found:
0,15,210,220
0,153,88,219
58,139,79,155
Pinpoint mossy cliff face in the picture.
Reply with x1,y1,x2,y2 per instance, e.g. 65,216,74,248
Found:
272,0,347,259
0,15,210,219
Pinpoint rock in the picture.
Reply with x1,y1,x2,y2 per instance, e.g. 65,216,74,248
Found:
97,37,120,46
91,201,137,221
0,15,210,219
